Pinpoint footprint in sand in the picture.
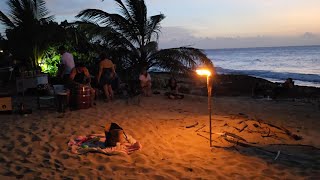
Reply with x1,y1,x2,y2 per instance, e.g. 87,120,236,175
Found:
17,134,26,141
29,123,39,131
163,168,183,178
15,149,27,158
54,159,65,172
61,153,70,160
5,141,15,151
43,153,51,160
15,174,24,179
97,165,105,171
20,141,28,147
151,175,168,180
16,126,27,133
43,143,55,153
31,134,42,142
41,159,51,168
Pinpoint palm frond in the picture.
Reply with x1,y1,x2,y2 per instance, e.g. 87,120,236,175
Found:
125,0,147,26
7,0,24,25
32,0,51,19
148,47,213,73
76,0,213,75
5,0,53,27
76,8,141,45
144,41,158,56
124,0,147,44
114,0,134,23
74,19,139,56
0,11,15,28
146,14,165,42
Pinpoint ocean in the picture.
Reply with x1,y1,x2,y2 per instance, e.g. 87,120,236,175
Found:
205,45,320,87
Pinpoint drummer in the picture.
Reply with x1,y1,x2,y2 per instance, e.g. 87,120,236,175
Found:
69,63,96,105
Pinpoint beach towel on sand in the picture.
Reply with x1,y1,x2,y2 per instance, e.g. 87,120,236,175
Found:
68,133,142,155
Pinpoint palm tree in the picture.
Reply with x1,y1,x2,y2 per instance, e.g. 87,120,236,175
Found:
76,0,213,76
0,0,55,67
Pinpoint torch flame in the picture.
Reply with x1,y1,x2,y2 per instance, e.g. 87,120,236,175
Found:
196,69,211,76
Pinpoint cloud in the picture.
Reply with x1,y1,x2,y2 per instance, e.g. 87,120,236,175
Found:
46,0,115,22
1,1,319,49
158,27,320,49
302,32,317,39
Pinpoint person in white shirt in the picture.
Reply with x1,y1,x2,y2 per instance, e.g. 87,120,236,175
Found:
58,46,75,83
139,68,152,96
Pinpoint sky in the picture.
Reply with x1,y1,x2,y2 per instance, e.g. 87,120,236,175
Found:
0,0,320,49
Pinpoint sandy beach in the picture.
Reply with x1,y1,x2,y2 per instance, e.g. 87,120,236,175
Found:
0,93,319,179
1,0,320,179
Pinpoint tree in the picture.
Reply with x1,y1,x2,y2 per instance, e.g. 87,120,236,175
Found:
0,33,5,50
0,0,55,68
76,0,213,77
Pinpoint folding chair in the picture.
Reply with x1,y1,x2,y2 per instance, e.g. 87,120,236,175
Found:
37,84,55,110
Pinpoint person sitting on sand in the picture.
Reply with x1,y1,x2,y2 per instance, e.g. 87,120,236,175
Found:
272,78,295,99
165,77,184,100
283,78,294,89
139,68,152,96
97,52,116,102
167,77,179,94
69,63,96,105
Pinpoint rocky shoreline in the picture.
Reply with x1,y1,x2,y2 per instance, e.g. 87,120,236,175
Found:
150,72,320,99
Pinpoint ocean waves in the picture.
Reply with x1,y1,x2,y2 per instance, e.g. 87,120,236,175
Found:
215,67,320,87
205,46,320,87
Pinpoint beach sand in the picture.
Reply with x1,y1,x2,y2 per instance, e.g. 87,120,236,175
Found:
0,94,319,179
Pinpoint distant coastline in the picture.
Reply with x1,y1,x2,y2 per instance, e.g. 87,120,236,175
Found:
205,44,320,51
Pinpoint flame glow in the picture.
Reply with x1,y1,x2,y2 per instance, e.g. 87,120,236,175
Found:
196,69,211,76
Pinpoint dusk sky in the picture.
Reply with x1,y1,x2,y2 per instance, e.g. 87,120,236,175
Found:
1,0,320,49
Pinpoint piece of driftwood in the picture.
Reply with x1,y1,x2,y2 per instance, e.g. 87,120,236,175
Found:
269,143,320,150
197,133,218,143
238,112,249,118
186,122,199,128
195,125,206,132
224,132,248,142
261,127,271,137
253,123,260,128
238,124,248,132
197,133,209,140
281,126,303,140
260,121,283,131
253,119,303,141
274,150,281,160
213,138,320,163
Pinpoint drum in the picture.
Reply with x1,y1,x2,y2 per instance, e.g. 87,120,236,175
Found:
72,85,91,109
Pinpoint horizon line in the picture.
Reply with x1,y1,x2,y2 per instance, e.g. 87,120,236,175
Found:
202,44,320,51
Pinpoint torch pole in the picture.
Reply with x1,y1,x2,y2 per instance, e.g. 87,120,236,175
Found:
207,75,212,147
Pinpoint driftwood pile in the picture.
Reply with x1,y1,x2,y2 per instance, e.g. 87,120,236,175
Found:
187,113,320,167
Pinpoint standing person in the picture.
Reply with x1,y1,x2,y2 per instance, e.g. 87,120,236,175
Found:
139,68,152,97
97,52,116,102
58,46,75,83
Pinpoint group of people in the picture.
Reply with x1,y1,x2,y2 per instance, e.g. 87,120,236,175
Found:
56,46,155,104
57,46,120,104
